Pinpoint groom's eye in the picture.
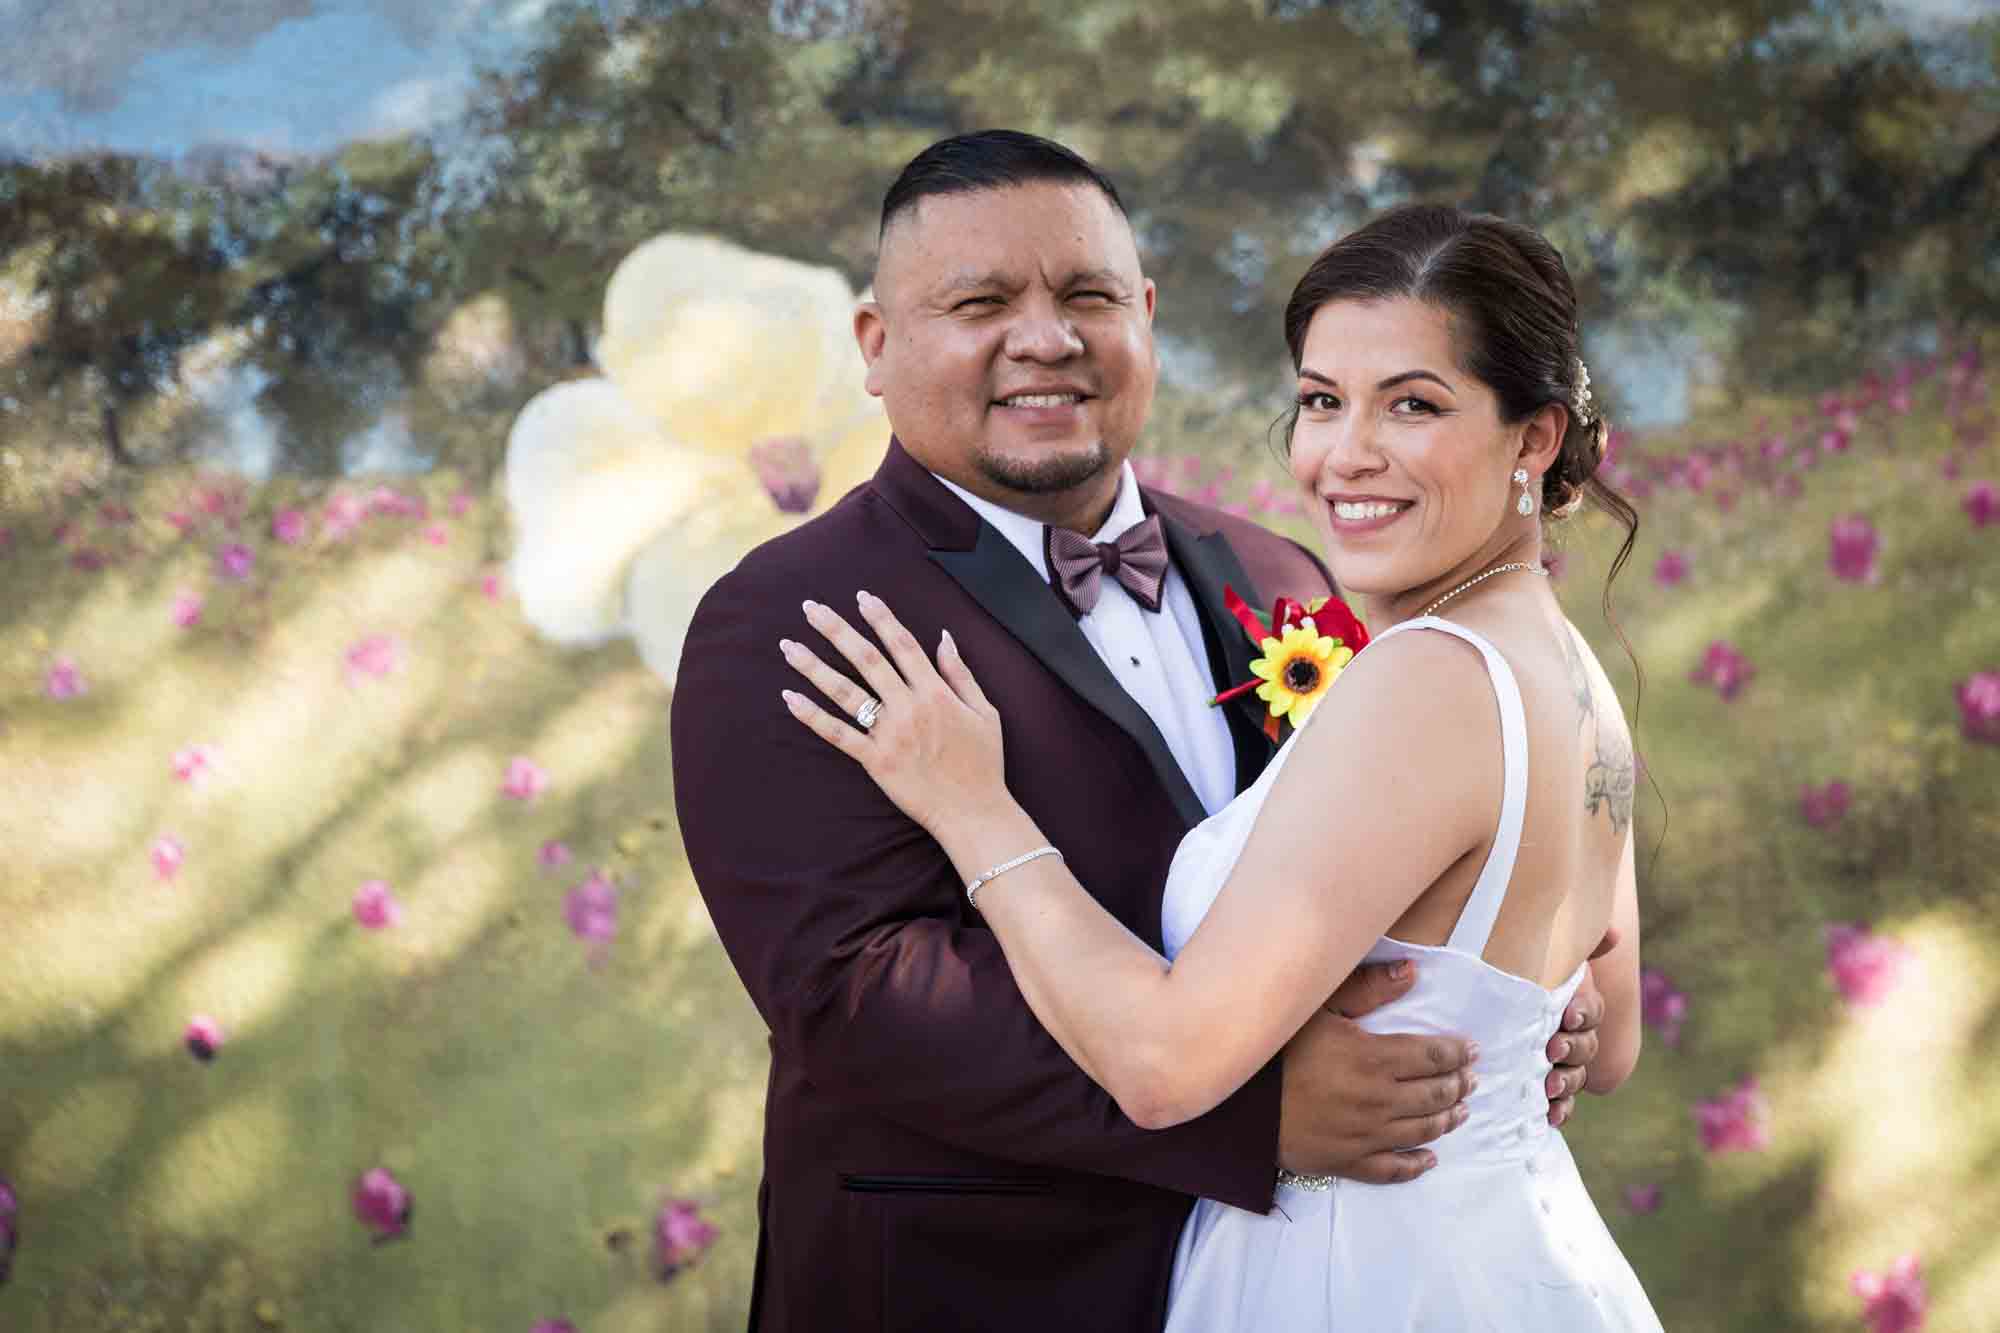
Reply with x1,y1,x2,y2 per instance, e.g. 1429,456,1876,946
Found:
954,295,1002,310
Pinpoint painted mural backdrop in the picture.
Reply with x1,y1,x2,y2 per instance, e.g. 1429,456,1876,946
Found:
2,2,1997,1330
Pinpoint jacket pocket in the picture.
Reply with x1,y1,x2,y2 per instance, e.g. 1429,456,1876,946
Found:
838,1172,1055,1197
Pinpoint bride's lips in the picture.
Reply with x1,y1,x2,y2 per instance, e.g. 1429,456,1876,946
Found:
1323,494,1415,534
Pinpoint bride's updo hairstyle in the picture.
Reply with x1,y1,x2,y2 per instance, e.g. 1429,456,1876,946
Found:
1277,202,1641,620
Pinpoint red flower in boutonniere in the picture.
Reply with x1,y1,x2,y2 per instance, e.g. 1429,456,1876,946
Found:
1211,587,1370,741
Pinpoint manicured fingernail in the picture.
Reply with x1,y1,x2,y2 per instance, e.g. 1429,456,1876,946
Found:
1465,1041,1481,1064
781,689,802,707
1390,961,1412,981
779,638,797,656
1548,1072,1564,1096
1466,1072,1480,1094
802,599,820,615
856,589,876,606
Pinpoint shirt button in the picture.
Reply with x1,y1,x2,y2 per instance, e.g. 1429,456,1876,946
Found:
1539,1196,1552,1214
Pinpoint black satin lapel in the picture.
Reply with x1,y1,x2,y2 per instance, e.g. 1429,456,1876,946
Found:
1159,520,1277,786
929,525,1208,829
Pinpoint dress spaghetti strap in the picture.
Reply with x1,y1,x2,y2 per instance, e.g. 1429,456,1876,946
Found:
1364,615,1530,959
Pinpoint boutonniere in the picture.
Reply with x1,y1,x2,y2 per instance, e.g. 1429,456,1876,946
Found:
1211,586,1370,741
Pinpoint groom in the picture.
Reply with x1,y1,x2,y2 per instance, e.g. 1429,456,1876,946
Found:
672,130,1606,1332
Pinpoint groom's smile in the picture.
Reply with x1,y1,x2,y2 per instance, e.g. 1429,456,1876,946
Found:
854,178,1160,534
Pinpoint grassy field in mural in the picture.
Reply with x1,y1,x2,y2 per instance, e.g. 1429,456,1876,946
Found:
2,343,1997,1332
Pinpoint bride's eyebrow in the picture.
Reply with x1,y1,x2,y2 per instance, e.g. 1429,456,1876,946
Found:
1298,367,1455,392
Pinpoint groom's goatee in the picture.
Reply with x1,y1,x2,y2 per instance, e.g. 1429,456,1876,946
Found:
978,443,1111,495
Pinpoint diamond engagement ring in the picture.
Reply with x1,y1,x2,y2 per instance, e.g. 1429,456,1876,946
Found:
854,697,882,731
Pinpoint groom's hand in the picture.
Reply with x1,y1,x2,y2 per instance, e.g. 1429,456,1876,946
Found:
1545,926,1620,1127
1276,960,1477,1185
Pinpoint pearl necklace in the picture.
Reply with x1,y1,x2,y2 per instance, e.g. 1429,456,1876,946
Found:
1419,561,1548,618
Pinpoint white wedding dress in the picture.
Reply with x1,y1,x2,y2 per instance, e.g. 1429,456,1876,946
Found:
1159,616,1663,1332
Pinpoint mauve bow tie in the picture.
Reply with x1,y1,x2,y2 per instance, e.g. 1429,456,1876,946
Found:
1045,515,1170,617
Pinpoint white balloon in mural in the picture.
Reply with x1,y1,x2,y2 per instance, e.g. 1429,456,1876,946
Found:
503,234,886,684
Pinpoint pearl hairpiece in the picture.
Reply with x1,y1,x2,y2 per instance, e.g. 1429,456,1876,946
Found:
1570,359,1595,423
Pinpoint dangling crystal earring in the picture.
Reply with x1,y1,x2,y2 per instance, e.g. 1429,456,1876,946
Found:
1514,468,1535,516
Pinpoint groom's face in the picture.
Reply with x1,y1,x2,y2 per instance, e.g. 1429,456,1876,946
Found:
856,181,1159,528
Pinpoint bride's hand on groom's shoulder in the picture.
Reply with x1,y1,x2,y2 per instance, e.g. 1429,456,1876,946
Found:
1276,961,1480,1185
779,591,1008,838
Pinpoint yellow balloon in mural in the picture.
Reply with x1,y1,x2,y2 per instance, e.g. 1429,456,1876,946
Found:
503,234,886,684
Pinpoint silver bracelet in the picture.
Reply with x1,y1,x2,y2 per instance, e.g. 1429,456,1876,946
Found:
965,845,1062,909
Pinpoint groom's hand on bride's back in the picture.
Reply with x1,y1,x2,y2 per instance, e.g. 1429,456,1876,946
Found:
1276,960,1477,1185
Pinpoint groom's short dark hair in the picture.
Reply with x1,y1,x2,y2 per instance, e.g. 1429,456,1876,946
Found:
879,130,1128,239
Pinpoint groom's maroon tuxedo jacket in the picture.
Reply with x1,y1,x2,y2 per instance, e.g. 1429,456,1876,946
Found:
672,439,1337,1333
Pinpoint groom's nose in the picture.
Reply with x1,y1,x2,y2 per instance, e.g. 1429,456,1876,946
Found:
1002,296,1085,362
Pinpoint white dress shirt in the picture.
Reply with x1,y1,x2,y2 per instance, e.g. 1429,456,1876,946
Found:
931,464,1240,815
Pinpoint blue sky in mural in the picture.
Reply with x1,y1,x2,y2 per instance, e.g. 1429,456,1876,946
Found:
0,0,570,161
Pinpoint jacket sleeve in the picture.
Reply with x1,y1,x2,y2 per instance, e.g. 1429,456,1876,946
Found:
670,560,1281,1213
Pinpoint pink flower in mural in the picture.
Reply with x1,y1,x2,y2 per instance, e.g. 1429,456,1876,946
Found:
184,1014,225,1062
1827,516,1881,584
1966,481,1996,528
565,869,618,964
421,523,449,546
478,568,504,602
448,492,474,518
352,1167,412,1242
344,634,404,684
1653,550,1689,587
216,542,256,581
70,548,107,572
1958,672,2000,744
172,745,217,786
165,510,196,534
172,591,204,628
44,656,87,700
100,502,135,525
1941,455,1963,480
1622,1184,1662,1214
1799,780,1851,828
271,508,308,545
368,486,426,520
1825,924,1911,1007
502,756,549,802
1690,641,1755,700
1640,969,1688,1047
1851,1254,1926,1333
1246,479,1278,513
352,880,403,930
749,435,821,515
322,492,366,540
538,840,573,870
0,1176,16,1284
655,1197,719,1278
151,835,186,882
1694,1076,1769,1154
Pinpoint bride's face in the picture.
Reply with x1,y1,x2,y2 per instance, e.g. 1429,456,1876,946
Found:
1286,297,1533,605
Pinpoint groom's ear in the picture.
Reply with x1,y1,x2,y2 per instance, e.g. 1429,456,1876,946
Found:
855,301,888,397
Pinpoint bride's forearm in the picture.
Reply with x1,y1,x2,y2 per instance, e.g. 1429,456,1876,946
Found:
934,807,1197,1130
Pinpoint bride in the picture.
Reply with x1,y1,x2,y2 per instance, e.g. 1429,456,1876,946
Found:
777,203,1664,1330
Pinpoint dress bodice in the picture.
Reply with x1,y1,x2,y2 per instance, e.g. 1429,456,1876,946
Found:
1159,615,1585,1172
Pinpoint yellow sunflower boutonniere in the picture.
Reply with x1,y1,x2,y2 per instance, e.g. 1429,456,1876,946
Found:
1211,587,1370,741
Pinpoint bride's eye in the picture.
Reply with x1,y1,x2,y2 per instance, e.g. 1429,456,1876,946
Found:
1295,391,1339,412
